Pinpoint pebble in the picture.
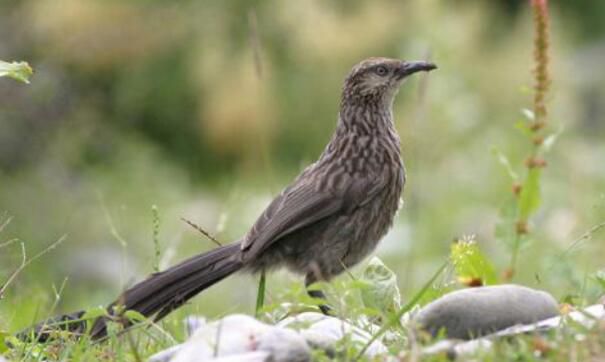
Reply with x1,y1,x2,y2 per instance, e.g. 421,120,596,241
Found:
414,284,559,339
150,311,387,361
421,302,605,359
279,312,387,358
150,314,310,362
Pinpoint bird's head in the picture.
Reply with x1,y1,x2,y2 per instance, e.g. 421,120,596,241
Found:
342,57,437,106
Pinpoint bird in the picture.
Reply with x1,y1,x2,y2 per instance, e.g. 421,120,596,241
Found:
24,57,436,341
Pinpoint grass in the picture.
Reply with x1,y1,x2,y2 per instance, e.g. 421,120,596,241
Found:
1,246,603,361
1,209,604,361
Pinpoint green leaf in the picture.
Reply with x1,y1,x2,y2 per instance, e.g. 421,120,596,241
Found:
80,306,108,334
450,237,498,286
0,60,33,84
491,147,518,181
359,257,401,315
123,310,147,323
255,270,266,318
80,306,108,320
518,168,542,220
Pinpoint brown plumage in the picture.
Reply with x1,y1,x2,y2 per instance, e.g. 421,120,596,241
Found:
25,57,436,341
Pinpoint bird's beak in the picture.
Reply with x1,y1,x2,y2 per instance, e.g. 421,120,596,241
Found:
396,61,437,79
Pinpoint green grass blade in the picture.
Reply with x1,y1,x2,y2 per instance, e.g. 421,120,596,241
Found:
255,270,266,318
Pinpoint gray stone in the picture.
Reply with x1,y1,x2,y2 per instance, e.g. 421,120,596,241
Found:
414,284,559,339
421,302,604,360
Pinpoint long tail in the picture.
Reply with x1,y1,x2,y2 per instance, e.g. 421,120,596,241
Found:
22,243,243,341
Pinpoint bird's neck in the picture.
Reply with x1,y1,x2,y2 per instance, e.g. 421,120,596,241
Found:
336,101,398,140
318,101,401,164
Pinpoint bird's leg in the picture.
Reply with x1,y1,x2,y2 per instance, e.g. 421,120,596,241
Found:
304,272,333,315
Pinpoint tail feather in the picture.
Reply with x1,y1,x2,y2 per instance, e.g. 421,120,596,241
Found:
119,243,241,314
90,242,242,338
22,243,242,342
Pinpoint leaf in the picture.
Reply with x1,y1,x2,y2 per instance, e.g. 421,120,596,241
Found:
80,306,108,334
491,147,519,181
518,168,542,220
359,257,401,315
450,237,498,286
355,261,448,359
80,306,108,320
0,60,33,84
124,310,147,323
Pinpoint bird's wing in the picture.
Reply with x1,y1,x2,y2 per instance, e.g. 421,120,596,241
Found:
240,179,343,259
240,168,389,260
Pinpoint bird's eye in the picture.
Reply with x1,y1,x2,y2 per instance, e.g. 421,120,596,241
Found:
375,66,388,76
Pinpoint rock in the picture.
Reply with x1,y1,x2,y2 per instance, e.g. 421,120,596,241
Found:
149,345,183,362
151,312,388,361
202,351,271,362
414,284,559,339
422,338,493,359
421,302,605,360
279,312,387,358
149,314,310,362
183,316,206,337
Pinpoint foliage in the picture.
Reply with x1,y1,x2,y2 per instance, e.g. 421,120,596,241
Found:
450,236,498,287
495,0,557,279
0,60,32,84
359,256,401,316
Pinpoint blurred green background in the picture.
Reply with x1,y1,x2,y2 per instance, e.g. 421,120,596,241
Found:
1,0,604,332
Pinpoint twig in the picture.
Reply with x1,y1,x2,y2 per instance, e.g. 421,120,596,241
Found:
339,259,356,281
93,313,178,346
181,217,222,247
0,235,67,298
98,192,128,248
98,191,129,288
0,238,18,249
560,221,605,257
152,205,161,273
0,242,26,299
0,214,12,233
43,277,70,332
